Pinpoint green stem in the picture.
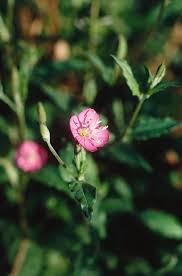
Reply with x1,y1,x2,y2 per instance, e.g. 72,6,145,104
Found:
89,0,100,52
11,67,28,235
16,107,26,142
17,172,29,238
121,95,146,142
0,94,16,112
47,141,76,181
6,0,15,35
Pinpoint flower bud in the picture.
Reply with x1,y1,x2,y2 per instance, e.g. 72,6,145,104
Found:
37,102,47,124
40,124,50,143
15,141,48,173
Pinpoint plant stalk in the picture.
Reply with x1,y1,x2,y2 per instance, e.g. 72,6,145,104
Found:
89,0,100,52
121,95,146,142
47,141,76,181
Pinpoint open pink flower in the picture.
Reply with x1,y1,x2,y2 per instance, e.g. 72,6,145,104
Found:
15,141,48,173
70,108,109,152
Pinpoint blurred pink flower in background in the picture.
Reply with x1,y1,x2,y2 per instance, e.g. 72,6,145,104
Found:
70,108,109,152
16,141,48,173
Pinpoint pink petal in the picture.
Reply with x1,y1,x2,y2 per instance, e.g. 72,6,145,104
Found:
15,141,48,173
78,108,100,129
75,135,97,152
70,115,80,130
84,139,98,152
90,128,109,148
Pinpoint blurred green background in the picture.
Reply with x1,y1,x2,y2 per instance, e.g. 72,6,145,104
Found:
0,0,182,275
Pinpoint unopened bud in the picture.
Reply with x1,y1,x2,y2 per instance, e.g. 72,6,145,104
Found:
40,124,50,143
37,102,47,124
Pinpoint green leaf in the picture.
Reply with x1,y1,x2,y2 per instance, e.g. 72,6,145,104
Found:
69,181,96,219
32,59,87,81
39,84,73,112
112,99,125,130
116,34,128,60
87,53,114,85
19,241,44,276
102,144,152,172
150,81,182,95
59,143,77,183
150,63,166,89
19,44,41,101
124,258,152,275
114,178,133,200
83,77,97,105
140,209,182,239
0,219,21,264
84,154,99,187
0,166,8,184
144,65,153,85
32,165,68,193
133,117,181,140
102,198,133,214
0,14,10,42
0,116,10,137
112,56,142,99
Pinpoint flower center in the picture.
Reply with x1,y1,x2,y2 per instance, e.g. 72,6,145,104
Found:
79,128,89,137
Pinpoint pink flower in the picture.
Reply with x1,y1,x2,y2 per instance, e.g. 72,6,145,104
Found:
70,108,109,152
15,141,48,173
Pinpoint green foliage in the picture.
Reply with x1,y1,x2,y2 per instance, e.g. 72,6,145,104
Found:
149,63,166,89
149,81,182,95
140,209,182,239
19,44,41,101
102,144,152,172
1,0,182,275
83,77,97,105
124,258,152,276
112,99,125,131
87,53,114,85
32,165,69,193
112,56,142,99
32,59,88,82
113,178,133,200
19,241,44,276
69,181,96,219
133,117,181,140
102,198,133,214
39,84,73,112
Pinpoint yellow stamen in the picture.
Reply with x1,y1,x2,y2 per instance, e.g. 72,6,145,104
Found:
79,128,89,137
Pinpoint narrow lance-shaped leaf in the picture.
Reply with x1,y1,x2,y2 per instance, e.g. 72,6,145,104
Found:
150,63,166,89
140,209,182,239
133,117,181,140
83,77,97,105
87,53,114,85
149,80,182,95
112,99,125,131
112,56,142,99
101,144,152,172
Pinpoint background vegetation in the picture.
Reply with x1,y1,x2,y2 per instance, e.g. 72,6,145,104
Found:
0,0,182,275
